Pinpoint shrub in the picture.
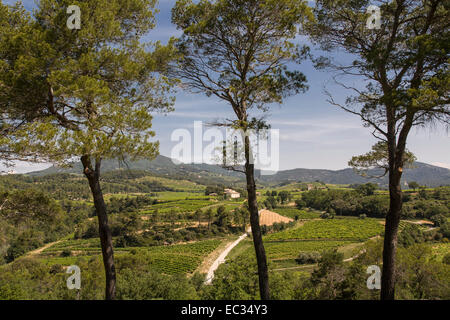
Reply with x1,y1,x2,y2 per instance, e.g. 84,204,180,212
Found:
442,253,450,265
295,199,306,209
398,224,426,248
60,249,72,257
320,212,335,219
295,252,321,265
430,214,447,227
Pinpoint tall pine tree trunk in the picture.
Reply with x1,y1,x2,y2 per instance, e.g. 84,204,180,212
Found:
81,155,116,300
381,112,412,300
380,167,402,300
244,134,270,300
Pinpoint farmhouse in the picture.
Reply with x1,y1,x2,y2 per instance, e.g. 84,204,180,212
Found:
224,188,240,199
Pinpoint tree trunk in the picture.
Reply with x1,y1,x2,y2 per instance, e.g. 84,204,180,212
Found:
244,134,270,300
380,108,413,300
81,155,116,300
380,168,402,300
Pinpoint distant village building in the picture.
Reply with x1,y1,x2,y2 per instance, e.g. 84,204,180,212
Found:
208,193,218,196
307,184,314,191
224,188,240,199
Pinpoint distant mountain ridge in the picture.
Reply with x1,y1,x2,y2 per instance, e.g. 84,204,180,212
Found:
28,155,450,187
260,162,450,187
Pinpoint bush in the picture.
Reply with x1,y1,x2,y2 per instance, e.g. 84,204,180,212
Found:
49,264,64,274
295,252,321,265
320,212,335,219
442,253,450,265
60,249,72,257
295,199,306,209
398,224,426,248
439,222,450,239
430,214,447,227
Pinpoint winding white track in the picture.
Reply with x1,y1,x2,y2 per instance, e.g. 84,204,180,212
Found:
204,233,248,284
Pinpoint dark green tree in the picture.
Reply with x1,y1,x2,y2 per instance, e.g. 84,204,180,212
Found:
171,0,311,299
408,181,420,191
306,0,449,300
2,0,175,299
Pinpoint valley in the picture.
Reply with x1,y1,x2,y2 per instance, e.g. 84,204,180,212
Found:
0,166,448,300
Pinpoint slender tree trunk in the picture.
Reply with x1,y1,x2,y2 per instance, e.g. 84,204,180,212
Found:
380,108,413,300
381,167,402,300
81,155,116,300
244,134,270,300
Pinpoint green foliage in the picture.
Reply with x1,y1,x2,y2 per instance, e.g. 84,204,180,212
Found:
277,191,292,204
320,212,335,219
203,253,303,300
355,183,378,196
396,244,450,299
442,253,450,265
172,0,311,111
398,224,427,248
430,214,447,227
409,181,420,191
117,268,198,300
295,252,321,265
0,189,73,262
302,188,390,218
439,222,450,239
2,0,175,167
310,249,344,285
5,230,44,262
349,142,416,178
295,199,307,209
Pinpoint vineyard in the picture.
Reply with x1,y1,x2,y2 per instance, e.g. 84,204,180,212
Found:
141,199,215,214
261,240,352,260
139,198,243,216
264,218,384,242
273,208,321,220
39,239,223,275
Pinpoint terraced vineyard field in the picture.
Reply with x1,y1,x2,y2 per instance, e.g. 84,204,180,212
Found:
154,192,211,200
136,176,205,192
264,218,384,242
143,240,222,274
40,239,223,275
140,198,244,216
262,240,352,259
141,199,216,214
273,208,321,220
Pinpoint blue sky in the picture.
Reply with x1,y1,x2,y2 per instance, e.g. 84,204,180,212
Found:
2,0,449,173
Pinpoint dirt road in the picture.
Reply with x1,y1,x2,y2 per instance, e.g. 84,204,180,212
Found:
204,232,248,284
